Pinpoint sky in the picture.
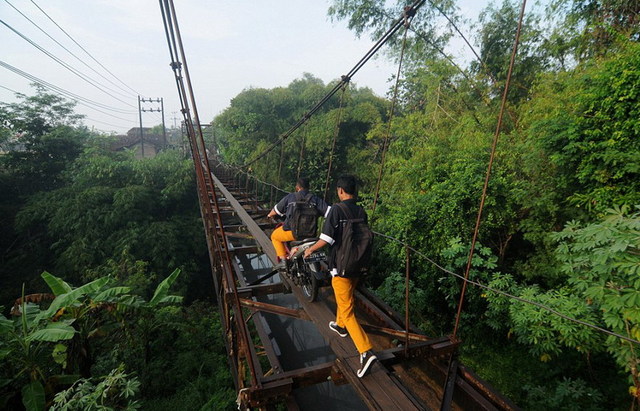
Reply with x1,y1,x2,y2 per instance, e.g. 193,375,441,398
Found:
0,0,489,135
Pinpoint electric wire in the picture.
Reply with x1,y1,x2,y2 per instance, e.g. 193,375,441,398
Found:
29,0,141,96
0,84,21,95
0,59,137,117
4,0,136,99
0,19,137,108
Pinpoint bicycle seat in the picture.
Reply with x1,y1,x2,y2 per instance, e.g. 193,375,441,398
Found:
289,238,318,247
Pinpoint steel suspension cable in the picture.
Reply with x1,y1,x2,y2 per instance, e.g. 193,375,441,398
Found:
296,123,308,180
323,83,349,201
370,230,640,346
159,0,259,388
371,12,412,216
452,0,527,341
240,0,425,169
426,0,498,86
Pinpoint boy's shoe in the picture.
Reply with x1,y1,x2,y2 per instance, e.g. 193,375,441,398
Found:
273,258,288,271
356,350,377,378
329,321,348,338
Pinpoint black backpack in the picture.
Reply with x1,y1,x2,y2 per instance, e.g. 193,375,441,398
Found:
335,202,373,277
289,192,319,240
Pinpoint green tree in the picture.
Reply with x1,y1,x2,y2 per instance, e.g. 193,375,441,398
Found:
549,0,640,59
554,206,640,400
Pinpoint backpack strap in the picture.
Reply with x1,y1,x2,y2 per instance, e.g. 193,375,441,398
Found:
337,202,353,220
304,193,313,203
337,201,365,221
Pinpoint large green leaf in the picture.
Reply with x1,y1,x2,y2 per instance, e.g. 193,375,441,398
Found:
36,276,110,321
0,316,13,335
22,380,45,411
149,269,181,307
93,286,131,302
27,322,76,342
40,271,72,296
158,295,183,305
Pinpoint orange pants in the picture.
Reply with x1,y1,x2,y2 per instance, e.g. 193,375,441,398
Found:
271,226,295,259
332,276,372,354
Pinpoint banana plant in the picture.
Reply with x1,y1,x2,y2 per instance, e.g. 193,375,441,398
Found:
0,269,182,411
0,287,76,411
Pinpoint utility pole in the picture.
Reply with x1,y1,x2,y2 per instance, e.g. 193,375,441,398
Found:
160,98,167,148
172,111,178,129
138,95,144,158
137,96,167,155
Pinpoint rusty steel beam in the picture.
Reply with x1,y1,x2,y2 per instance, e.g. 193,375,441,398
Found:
222,222,273,232
228,245,260,255
233,283,286,299
239,298,310,321
458,365,519,411
362,323,432,342
357,286,422,334
376,338,459,365
223,231,255,240
261,361,336,389
240,378,294,408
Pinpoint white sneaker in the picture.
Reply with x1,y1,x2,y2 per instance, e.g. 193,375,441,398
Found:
329,321,348,337
356,350,377,378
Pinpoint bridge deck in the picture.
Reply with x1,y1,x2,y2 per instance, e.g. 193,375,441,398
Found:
210,168,517,410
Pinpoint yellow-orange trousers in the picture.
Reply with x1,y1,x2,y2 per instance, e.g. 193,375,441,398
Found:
332,276,372,354
271,226,295,259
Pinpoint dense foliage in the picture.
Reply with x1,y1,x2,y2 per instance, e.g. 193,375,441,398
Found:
0,89,234,410
1,0,638,408
213,1,640,408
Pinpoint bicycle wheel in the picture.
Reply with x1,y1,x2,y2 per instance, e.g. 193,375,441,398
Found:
301,272,318,302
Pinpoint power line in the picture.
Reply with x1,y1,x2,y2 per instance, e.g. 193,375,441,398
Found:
0,59,137,116
83,116,132,130
0,18,137,109
0,84,22,95
4,0,137,99
29,0,141,96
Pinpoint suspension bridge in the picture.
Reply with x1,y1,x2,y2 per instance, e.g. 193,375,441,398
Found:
158,0,521,409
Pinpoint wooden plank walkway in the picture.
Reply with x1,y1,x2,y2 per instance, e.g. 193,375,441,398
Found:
212,172,425,410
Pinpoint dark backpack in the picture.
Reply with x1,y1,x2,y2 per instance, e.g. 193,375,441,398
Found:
289,192,319,240
335,202,373,277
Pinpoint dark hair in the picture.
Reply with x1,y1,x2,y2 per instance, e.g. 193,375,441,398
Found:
296,177,309,190
336,175,357,195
